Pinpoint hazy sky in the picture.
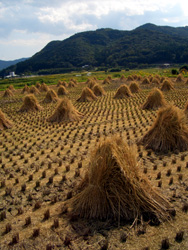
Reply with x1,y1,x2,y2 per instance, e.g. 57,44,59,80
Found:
0,0,188,60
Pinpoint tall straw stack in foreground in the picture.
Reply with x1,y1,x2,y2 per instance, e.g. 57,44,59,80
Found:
184,101,188,119
93,84,106,96
19,94,42,112
129,81,140,93
43,89,59,103
114,84,132,99
0,109,13,131
68,136,171,221
140,105,188,152
142,88,166,110
161,80,174,91
47,97,83,122
77,87,97,102
3,89,14,98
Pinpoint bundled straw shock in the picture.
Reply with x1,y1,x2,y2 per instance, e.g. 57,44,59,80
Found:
57,86,68,96
77,87,97,102
43,89,59,103
19,94,42,112
161,80,174,91
68,136,171,221
21,85,30,94
129,81,140,93
142,88,166,110
3,89,14,98
47,97,83,122
140,105,188,152
114,84,132,99
0,109,13,130
93,84,106,96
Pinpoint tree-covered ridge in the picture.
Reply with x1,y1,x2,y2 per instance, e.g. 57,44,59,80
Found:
1,23,188,76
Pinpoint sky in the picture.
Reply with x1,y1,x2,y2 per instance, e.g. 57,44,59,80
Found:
0,0,188,61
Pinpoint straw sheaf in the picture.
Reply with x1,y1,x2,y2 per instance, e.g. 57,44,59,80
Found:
77,87,97,102
114,84,132,99
43,89,59,103
140,105,188,152
57,86,68,96
161,80,174,91
129,82,140,93
93,84,106,96
3,89,14,97
0,109,13,130
68,137,171,221
21,85,30,94
29,86,40,95
47,97,83,122
142,88,166,110
19,94,42,112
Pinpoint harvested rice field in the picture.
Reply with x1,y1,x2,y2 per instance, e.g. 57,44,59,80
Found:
0,74,188,250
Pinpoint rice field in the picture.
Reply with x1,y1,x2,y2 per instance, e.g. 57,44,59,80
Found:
0,73,188,250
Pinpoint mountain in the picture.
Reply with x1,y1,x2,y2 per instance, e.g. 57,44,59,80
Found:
1,23,188,76
0,58,28,71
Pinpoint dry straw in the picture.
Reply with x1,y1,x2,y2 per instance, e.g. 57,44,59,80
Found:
127,75,134,82
68,136,171,221
57,86,68,96
161,80,174,91
43,89,59,103
57,81,68,87
102,78,110,84
129,81,140,93
3,89,14,98
68,81,76,88
35,82,41,89
93,84,106,96
120,75,126,81
140,105,188,152
142,88,166,110
21,85,30,94
40,83,49,92
47,97,83,122
184,101,188,118
8,85,15,92
29,86,40,95
141,77,150,85
114,84,132,99
19,94,42,112
87,79,97,89
176,74,184,83
77,87,97,102
0,109,13,130
152,78,160,85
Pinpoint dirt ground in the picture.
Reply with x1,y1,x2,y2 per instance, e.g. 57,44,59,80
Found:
0,77,188,250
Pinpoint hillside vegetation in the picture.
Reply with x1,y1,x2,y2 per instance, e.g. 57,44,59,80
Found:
1,23,188,76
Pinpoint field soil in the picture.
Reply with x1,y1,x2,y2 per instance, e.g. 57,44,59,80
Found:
0,76,188,249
